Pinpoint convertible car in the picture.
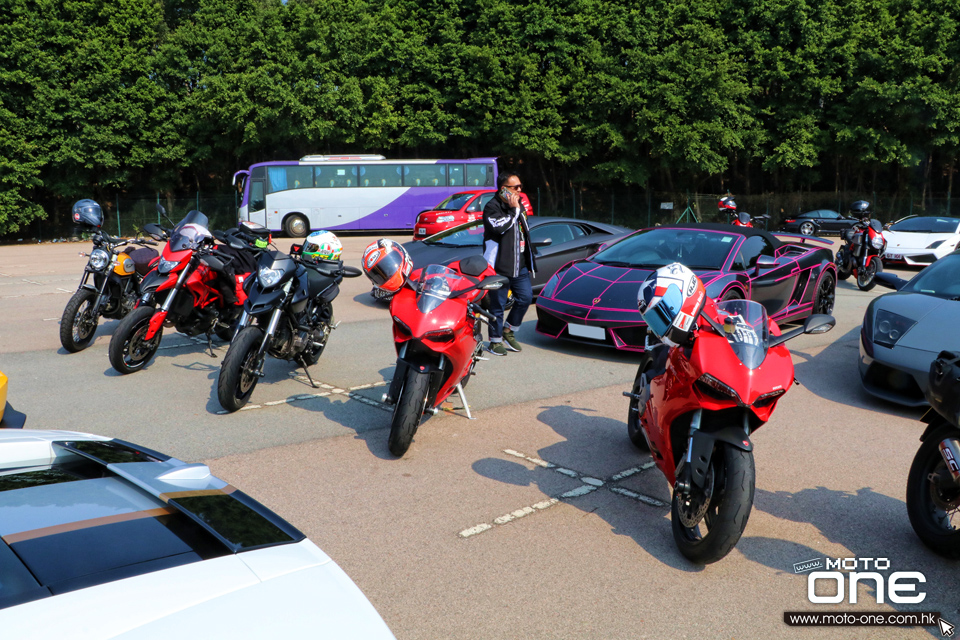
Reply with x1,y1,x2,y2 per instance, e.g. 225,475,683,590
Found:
535,223,837,351
859,251,960,406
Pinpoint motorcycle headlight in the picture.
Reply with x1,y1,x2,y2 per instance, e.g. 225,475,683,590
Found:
258,267,283,288
873,309,916,348
871,234,885,249
157,258,180,274
88,248,110,271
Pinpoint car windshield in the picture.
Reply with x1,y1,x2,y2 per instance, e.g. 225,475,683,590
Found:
592,227,737,270
901,253,960,300
714,299,770,370
435,193,475,211
889,217,960,234
424,221,484,247
416,264,469,313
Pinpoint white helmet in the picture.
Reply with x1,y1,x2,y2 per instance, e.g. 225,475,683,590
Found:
637,263,707,347
303,230,343,261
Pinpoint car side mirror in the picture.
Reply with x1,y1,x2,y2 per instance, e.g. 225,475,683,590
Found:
874,272,906,291
755,255,777,271
803,314,835,335
479,275,509,290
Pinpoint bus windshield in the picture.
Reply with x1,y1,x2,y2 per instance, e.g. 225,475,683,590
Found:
235,156,497,237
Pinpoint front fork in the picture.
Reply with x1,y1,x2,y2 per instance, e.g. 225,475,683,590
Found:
675,409,753,494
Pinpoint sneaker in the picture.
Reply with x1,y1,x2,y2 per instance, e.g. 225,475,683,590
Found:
502,329,522,352
488,341,508,356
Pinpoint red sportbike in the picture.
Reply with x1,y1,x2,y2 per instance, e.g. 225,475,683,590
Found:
624,298,834,563
381,256,506,456
108,209,255,374
730,212,768,228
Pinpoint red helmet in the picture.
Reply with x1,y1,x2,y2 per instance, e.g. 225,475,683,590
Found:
362,239,413,293
718,196,737,211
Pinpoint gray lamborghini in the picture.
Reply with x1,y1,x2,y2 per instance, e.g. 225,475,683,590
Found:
859,251,960,406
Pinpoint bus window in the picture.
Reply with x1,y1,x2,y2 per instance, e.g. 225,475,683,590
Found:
466,164,494,187
265,165,313,192
447,164,464,186
314,165,357,188
250,181,265,211
404,164,446,187
359,164,402,187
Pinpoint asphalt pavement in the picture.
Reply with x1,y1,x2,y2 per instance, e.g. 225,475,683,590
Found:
0,236,954,639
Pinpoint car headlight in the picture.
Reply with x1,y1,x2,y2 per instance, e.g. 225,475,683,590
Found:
157,258,180,274
437,215,455,223
88,248,110,271
927,240,945,250
873,309,916,348
258,267,283,287
870,234,885,249
541,272,562,299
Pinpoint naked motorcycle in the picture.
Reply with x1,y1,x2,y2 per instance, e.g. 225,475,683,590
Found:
906,350,960,558
835,219,886,290
624,298,834,563
217,242,362,412
381,256,506,456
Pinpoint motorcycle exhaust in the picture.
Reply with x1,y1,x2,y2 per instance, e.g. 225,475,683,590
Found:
938,438,960,483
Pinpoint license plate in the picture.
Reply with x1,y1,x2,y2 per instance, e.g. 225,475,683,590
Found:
567,323,606,340
416,228,426,235
886,253,902,261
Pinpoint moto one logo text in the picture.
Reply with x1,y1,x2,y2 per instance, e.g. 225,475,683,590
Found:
807,558,926,604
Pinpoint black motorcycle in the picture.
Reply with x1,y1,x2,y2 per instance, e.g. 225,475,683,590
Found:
60,229,158,353
906,351,960,558
834,219,886,287
216,243,361,412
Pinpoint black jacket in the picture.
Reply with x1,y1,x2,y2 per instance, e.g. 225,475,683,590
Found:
482,196,537,278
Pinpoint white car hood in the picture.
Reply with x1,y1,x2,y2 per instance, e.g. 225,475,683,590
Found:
0,540,395,640
884,230,958,251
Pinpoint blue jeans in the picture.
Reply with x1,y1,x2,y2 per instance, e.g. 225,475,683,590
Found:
488,268,533,341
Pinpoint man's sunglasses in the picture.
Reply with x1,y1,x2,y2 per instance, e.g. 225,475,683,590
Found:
504,184,522,190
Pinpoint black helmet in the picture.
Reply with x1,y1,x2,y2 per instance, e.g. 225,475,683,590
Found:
850,200,871,214
72,199,103,228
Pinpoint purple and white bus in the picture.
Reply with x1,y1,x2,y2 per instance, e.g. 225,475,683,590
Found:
232,155,498,237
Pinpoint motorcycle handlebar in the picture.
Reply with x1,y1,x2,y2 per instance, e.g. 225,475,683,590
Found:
469,303,496,322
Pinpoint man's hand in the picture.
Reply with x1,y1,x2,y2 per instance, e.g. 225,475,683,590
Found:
505,191,520,208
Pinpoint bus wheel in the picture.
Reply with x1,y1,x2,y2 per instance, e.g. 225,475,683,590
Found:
284,214,309,238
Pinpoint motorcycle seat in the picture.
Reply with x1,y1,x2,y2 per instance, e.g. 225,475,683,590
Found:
458,255,489,278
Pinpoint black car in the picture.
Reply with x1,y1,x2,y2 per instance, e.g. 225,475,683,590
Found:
780,209,860,236
372,217,631,299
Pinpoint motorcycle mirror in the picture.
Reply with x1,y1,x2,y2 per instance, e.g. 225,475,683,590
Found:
479,275,509,290
803,314,835,335
156,203,166,216
874,272,906,291
142,223,166,240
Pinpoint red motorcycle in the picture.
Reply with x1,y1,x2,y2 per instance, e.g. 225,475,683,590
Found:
835,219,886,290
381,256,506,456
730,212,768,228
624,297,834,563
108,209,256,374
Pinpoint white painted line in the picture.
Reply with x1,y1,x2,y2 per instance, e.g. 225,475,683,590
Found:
21,279,43,285
458,523,492,538
57,288,73,293
581,477,604,487
610,462,656,481
42,318,59,322
502,449,554,468
609,487,668,507
560,485,598,499
556,468,579,478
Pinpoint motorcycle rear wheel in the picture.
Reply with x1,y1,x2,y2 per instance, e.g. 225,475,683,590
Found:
672,444,755,564
388,368,430,457
856,259,880,291
109,305,162,374
906,425,960,558
218,326,265,412
60,289,99,352
835,253,853,281
627,354,654,451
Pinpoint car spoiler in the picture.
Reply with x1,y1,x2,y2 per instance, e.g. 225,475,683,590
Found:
772,232,834,247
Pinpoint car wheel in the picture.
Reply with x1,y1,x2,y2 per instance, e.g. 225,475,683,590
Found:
720,289,742,302
800,222,815,236
814,272,836,315
283,214,309,238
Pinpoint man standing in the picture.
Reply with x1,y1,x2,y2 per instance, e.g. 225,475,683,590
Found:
482,173,536,356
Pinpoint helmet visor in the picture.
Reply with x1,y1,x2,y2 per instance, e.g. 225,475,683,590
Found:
366,250,406,288
641,284,683,338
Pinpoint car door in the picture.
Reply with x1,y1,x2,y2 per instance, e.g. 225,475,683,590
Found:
528,222,599,289
736,235,796,316
815,210,842,233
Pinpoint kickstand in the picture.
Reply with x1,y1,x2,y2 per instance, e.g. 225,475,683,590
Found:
455,382,473,420
298,358,318,388
206,333,216,357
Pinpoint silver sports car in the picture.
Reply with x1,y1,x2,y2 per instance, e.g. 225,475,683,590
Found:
859,251,960,406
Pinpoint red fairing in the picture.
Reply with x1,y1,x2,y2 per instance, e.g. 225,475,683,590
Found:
640,299,795,485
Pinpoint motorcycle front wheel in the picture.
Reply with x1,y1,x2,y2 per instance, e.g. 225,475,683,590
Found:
906,425,960,558
388,368,430,457
218,326,265,412
672,443,755,564
626,354,654,451
108,305,162,374
856,258,880,291
60,289,99,352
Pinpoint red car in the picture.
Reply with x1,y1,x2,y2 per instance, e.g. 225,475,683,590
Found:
413,189,533,239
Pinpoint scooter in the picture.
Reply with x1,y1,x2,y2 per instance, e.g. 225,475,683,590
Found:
624,297,835,563
380,255,506,456
835,219,886,290
906,350,960,558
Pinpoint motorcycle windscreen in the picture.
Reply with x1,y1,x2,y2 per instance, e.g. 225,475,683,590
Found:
416,264,467,314
715,299,770,370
